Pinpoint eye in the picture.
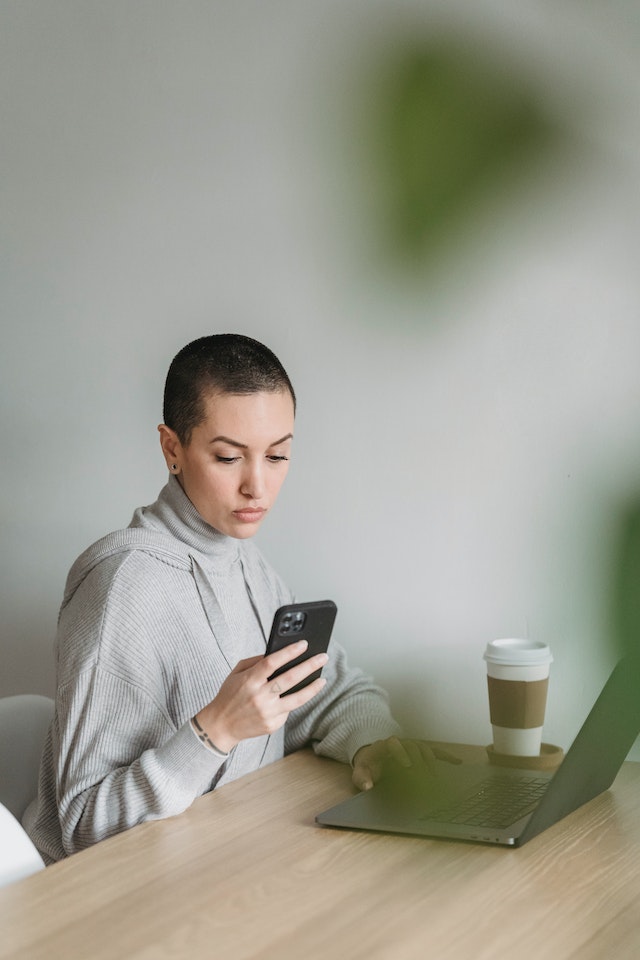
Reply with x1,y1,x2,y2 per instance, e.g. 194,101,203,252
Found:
267,455,289,463
215,456,241,464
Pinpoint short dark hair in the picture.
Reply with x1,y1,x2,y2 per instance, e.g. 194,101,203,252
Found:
163,334,296,444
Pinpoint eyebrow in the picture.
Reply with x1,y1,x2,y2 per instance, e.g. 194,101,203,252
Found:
209,433,293,449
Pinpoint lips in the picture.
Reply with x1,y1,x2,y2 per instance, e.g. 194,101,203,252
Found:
233,508,266,523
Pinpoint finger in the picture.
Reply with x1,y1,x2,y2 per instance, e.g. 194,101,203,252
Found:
261,640,309,678
401,739,425,768
432,746,463,765
352,764,374,791
273,653,329,694
415,741,439,776
352,757,382,791
269,675,328,712
385,736,412,768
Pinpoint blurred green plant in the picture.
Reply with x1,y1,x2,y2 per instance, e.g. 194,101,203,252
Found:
364,39,562,267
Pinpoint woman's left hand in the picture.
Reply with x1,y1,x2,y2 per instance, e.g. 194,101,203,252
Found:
352,737,462,791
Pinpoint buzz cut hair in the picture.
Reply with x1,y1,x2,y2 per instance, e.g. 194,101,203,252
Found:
162,333,296,445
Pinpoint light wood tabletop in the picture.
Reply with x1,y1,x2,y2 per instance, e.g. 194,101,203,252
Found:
1,745,639,960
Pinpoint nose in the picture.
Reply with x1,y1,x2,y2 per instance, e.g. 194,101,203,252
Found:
240,460,265,501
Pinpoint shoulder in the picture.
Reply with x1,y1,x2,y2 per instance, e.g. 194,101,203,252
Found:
56,534,197,685
58,529,196,652
62,528,192,609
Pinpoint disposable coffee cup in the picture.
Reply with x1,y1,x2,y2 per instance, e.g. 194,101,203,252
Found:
484,639,553,757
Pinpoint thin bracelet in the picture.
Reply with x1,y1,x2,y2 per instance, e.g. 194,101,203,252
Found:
191,715,230,757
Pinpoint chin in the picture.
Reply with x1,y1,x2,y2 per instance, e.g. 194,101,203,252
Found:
225,522,262,540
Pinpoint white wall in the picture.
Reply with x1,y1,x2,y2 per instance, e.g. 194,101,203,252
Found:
2,1,639,758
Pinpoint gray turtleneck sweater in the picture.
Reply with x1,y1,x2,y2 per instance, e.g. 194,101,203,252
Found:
24,477,401,863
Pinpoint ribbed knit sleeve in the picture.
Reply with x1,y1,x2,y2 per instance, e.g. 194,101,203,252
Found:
284,641,403,765
56,673,224,855
26,550,230,860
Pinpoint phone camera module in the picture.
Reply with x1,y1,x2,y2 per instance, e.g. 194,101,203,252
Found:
278,611,307,636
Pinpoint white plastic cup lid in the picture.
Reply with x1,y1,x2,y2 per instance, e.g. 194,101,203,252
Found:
483,638,553,667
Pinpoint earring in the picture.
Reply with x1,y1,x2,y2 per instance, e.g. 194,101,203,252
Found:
171,464,178,472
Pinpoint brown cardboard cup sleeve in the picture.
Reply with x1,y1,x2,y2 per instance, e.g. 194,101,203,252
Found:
487,677,549,729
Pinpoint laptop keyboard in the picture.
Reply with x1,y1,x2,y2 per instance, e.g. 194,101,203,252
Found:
422,775,550,829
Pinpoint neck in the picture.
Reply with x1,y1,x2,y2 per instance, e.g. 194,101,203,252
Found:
132,475,240,564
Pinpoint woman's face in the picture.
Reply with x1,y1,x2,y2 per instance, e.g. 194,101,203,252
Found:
159,389,295,539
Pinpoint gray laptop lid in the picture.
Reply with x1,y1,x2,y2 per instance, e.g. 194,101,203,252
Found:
317,656,640,846
518,654,640,844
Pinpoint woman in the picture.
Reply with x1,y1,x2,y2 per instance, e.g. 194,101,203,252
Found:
25,334,442,863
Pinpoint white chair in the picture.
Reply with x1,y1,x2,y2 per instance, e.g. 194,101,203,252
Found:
0,694,54,820
0,801,45,887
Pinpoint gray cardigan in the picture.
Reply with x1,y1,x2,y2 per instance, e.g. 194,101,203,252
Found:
25,477,400,862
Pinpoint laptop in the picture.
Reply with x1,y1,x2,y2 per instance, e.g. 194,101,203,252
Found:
317,656,640,846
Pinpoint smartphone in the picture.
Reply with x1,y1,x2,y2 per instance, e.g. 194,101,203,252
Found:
265,600,337,696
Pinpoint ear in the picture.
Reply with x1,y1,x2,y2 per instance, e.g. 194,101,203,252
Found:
158,424,183,475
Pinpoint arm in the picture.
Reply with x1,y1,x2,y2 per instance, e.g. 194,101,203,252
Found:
54,669,225,855
282,640,461,790
49,552,231,856
283,638,404,765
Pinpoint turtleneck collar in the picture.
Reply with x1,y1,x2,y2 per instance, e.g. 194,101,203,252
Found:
130,475,240,567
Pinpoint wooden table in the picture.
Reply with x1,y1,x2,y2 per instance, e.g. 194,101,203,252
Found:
1,745,640,960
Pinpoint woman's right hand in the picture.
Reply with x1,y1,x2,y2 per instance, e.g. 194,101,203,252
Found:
194,640,328,754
